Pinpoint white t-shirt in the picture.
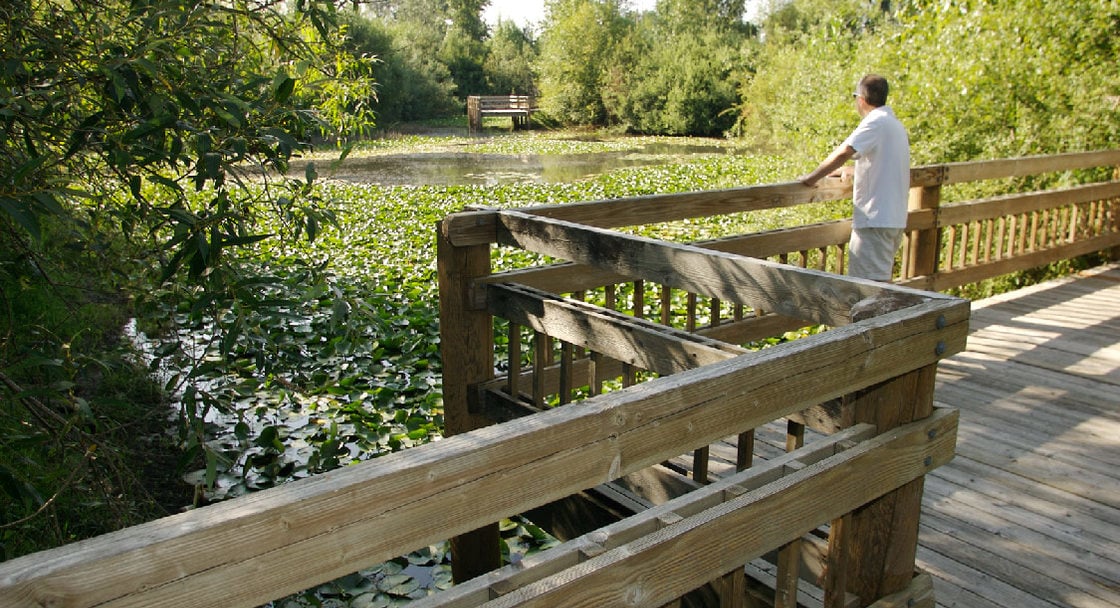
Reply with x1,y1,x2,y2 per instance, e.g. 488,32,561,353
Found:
844,106,910,229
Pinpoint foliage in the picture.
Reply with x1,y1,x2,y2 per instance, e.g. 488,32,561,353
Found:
535,0,760,135
737,0,1120,165
607,22,747,135
0,0,376,559
484,20,539,95
338,11,460,125
884,0,1120,162
0,240,183,558
537,0,632,125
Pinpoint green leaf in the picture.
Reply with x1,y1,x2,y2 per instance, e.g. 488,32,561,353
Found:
0,196,42,241
273,72,296,103
205,449,218,489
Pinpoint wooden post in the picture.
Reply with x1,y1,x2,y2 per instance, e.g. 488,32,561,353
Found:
906,179,943,280
1111,166,1120,261
436,223,502,582
844,363,938,605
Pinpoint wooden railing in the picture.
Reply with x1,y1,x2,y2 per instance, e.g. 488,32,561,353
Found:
0,150,1116,608
467,95,536,132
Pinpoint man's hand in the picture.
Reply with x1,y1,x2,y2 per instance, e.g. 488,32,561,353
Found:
801,144,857,188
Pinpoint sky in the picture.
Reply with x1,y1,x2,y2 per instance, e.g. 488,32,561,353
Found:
483,0,657,28
482,0,762,29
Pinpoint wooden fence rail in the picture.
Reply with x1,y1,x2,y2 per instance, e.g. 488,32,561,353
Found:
0,150,1117,608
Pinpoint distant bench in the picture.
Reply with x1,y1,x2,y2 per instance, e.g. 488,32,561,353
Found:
467,95,536,132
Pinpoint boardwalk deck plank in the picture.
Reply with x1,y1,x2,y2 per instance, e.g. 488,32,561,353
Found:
654,266,1120,608
920,264,1120,608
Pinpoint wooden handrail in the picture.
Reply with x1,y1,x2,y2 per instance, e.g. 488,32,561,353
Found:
2,149,1116,608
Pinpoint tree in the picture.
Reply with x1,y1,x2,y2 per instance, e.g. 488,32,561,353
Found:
0,0,375,270
736,0,1120,165
605,2,754,135
339,10,458,125
655,0,749,34
0,0,376,556
537,0,631,125
484,20,539,95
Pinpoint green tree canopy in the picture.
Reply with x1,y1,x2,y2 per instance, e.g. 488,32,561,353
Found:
537,0,632,124
737,0,1120,164
485,20,539,95
0,0,376,270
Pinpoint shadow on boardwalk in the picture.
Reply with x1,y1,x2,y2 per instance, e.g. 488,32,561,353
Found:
924,264,1120,608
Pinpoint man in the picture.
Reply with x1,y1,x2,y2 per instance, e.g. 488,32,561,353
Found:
800,74,910,282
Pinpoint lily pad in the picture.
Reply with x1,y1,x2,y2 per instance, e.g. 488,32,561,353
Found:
377,573,419,597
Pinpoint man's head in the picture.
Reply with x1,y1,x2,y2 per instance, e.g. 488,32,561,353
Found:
854,74,889,107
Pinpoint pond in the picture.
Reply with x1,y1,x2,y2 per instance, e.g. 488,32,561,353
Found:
294,139,745,186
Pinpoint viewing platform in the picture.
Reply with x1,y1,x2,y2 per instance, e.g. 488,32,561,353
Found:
1,150,1117,608
467,95,536,132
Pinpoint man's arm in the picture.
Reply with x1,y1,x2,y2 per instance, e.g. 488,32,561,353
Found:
800,144,856,187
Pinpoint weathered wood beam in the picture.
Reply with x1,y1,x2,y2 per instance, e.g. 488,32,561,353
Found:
429,409,958,608
494,209,936,327
411,421,883,608
0,298,967,608
938,182,1120,226
913,232,1120,293
939,149,1120,185
436,222,503,582
443,181,853,247
487,282,746,377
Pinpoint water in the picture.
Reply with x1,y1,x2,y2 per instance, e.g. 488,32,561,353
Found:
297,141,739,186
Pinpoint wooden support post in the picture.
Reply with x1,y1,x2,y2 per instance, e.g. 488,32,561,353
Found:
844,364,938,605
736,430,754,472
776,420,806,608
906,179,942,279
693,446,709,484
719,568,747,608
436,224,502,583
824,513,852,608
1110,169,1120,261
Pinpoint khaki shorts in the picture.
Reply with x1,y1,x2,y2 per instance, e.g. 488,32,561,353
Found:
849,228,904,281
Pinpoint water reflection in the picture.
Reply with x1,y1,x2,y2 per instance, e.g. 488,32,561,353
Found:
300,142,738,186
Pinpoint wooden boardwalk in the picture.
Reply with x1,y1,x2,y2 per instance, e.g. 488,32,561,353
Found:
921,264,1120,608
675,264,1120,607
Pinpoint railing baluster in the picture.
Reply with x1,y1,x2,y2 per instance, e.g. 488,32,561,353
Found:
559,341,573,405
533,330,548,407
686,292,697,332
775,419,807,608
634,279,646,319
508,322,522,401
661,283,672,326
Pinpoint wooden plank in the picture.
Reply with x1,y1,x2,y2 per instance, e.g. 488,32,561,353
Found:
475,223,853,307
418,423,880,608
486,282,745,376
938,182,1120,226
455,182,853,243
925,232,1120,292
495,210,941,327
0,299,968,608
941,390,1120,471
930,451,1120,532
463,410,959,608
941,149,1120,184
846,364,938,602
923,462,1120,568
866,571,934,608
921,483,1120,601
919,510,1120,607
447,151,1120,248
914,546,1008,608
